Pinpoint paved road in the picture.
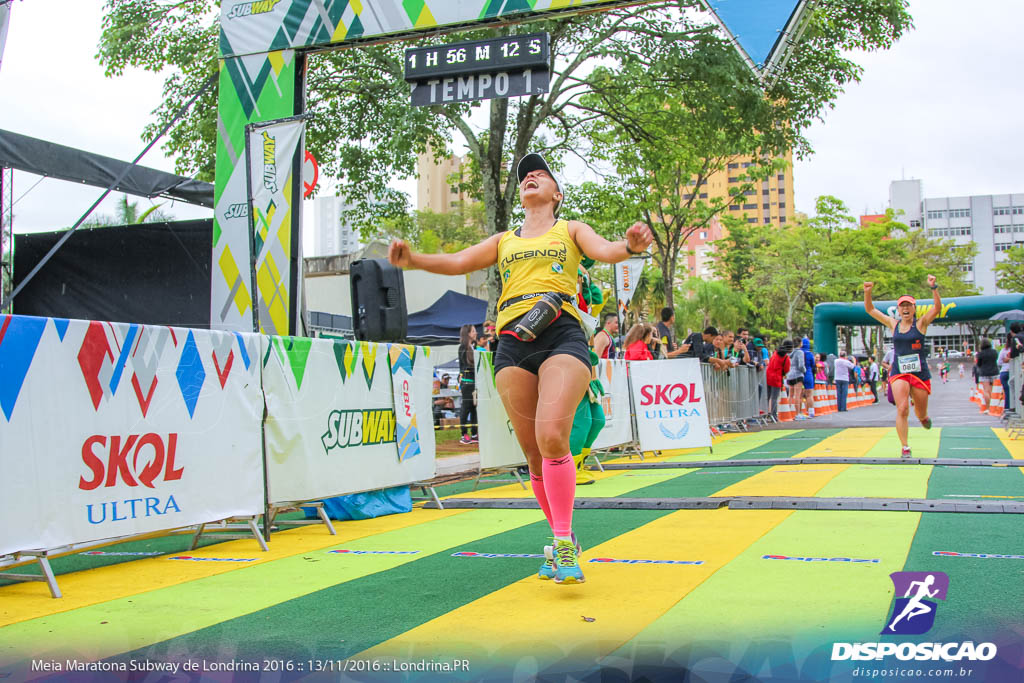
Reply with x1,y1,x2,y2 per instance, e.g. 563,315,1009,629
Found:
764,374,1008,430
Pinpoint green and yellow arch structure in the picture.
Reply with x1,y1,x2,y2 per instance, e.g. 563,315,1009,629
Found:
813,293,1024,355
212,0,815,333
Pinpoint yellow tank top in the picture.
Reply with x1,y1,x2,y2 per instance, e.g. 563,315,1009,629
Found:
496,219,582,331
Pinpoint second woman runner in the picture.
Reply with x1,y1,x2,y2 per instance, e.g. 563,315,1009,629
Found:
863,276,941,457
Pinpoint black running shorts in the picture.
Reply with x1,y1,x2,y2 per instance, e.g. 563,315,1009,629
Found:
494,313,590,376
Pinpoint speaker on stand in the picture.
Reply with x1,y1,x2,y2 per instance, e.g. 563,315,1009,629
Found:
349,258,407,342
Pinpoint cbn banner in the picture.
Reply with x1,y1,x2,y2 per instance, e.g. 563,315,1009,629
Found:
474,351,527,470
591,359,634,450
262,336,435,505
0,315,264,557
615,257,645,319
388,344,422,462
628,358,712,451
245,118,305,336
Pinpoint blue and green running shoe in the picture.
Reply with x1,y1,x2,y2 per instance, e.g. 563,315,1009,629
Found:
552,536,585,584
538,532,581,580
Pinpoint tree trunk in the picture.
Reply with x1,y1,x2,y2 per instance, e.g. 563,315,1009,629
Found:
662,248,677,314
478,98,510,319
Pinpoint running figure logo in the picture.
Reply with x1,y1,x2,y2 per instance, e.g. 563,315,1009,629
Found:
882,571,949,635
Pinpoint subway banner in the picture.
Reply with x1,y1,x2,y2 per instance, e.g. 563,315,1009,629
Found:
628,358,712,452
474,351,527,470
591,359,634,450
262,336,435,505
245,117,305,336
211,50,297,335
0,315,264,557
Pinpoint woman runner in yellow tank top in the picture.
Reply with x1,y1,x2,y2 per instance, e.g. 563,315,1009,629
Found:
389,153,652,585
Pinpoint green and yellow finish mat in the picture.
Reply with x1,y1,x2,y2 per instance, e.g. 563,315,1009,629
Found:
1,427,1022,682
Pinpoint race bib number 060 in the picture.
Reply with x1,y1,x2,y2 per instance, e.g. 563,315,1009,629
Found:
897,353,921,374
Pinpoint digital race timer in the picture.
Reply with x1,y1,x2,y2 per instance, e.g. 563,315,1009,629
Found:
404,33,549,82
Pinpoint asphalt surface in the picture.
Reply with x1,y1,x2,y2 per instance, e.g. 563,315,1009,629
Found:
764,373,1009,430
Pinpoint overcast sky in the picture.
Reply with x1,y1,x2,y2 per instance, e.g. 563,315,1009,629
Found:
1,0,1021,238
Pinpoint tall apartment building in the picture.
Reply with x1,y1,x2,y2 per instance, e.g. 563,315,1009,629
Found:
677,151,795,283
310,195,361,257
889,179,1024,295
694,150,796,228
416,149,473,214
682,215,725,279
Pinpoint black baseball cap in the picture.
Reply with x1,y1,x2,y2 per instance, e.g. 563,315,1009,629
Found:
516,153,563,216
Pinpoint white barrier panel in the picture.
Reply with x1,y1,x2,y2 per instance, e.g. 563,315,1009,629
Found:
475,351,527,470
262,336,435,504
0,315,264,557
629,359,712,451
591,359,633,449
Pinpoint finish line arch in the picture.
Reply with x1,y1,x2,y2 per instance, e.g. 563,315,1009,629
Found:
210,0,815,335
812,293,1024,355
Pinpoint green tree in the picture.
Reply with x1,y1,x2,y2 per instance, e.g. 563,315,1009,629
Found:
377,202,487,254
676,277,747,333
994,245,1024,293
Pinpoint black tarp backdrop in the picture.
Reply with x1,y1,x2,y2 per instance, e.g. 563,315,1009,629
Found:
13,219,212,327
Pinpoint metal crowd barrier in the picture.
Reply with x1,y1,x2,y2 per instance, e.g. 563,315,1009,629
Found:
700,363,765,430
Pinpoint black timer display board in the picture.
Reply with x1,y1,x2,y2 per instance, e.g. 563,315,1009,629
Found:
404,33,550,106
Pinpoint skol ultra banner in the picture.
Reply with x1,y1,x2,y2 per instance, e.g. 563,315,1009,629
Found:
388,344,422,462
0,315,264,556
262,336,435,504
615,257,645,318
474,351,527,470
629,358,712,451
211,51,297,335
591,359,634,449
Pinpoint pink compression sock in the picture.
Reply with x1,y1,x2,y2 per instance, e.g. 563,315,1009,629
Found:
529,472,554,530
541,455,576,537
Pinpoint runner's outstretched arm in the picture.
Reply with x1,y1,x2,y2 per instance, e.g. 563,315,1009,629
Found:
571,221,653,264
918,275,941,333
388,233,501,275
863,281,896,330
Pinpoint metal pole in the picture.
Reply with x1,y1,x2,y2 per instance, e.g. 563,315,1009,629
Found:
613,262,622,359
243,126,260,334
0,166,9,313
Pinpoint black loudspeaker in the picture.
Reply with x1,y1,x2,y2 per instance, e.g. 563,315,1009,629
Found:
350,258,407,342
